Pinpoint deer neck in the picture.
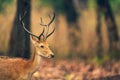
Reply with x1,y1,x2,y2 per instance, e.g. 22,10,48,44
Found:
25,48,42,75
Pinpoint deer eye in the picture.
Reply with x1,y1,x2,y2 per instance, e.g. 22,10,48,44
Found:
40,45,44,48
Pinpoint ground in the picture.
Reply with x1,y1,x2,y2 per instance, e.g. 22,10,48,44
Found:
31,59,120,80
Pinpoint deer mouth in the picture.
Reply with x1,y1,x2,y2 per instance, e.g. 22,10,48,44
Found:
39,54,54,59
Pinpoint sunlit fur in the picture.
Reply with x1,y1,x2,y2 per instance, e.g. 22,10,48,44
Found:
0,36,54,80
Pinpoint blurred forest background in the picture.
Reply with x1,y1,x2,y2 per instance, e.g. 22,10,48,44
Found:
1,0,120,79
0,0,120,64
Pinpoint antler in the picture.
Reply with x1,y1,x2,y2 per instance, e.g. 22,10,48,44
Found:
40,12,56,39
19,12,45,40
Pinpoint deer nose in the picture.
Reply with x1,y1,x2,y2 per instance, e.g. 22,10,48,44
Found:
50,54,54,58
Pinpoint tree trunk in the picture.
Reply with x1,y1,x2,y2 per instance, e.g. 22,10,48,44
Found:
63,0,80,57
73,0,88,11
8,0,31,58
103,0,119,51
96,5,103,59
96,0,119,59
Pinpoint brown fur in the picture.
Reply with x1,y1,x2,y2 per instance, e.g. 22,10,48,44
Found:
0,57,28,80
0,53,40,80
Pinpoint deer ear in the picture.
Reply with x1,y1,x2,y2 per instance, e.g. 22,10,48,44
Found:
30,36,39,45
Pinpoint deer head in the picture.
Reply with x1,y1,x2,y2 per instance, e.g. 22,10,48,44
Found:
19,12,55,58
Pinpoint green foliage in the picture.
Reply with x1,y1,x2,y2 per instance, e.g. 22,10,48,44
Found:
38,0,54,6
88,0,120,13
88,0,96,9
0,0,13,12
109,0,120,9
107,0,120,13
38,0,65,13
92,56,104,65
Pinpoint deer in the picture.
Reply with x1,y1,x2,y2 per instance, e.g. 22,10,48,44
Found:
0,12,56,80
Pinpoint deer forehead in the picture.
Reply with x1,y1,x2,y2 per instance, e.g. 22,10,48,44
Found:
38,41,49,46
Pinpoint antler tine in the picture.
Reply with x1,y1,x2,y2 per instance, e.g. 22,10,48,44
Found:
45,13,52,35
46,26,56,38
48,12,55,26
19,12,39,39
48,14,51,19
20,11,27,21
39,12,55,27
38,27,45,39
22,21,39,38
40,17,47,26
46,13,55,37
39,17,48,38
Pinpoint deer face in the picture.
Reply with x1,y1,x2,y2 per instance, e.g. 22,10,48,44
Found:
31,36,54,58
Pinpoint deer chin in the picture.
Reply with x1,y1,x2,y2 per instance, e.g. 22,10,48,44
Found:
39,55,51,59
37,51,48,58
39,54,53,59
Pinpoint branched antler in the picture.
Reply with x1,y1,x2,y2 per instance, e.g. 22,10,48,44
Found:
19,12,55,40
19,12,45,40
39,12,56,39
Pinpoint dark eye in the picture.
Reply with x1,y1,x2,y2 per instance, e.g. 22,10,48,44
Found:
40,45,44,48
